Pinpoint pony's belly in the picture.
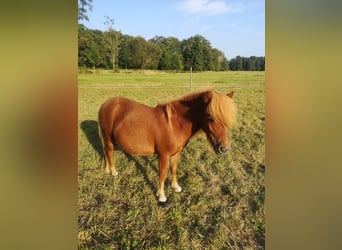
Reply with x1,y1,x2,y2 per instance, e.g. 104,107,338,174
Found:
112,107,174,156
115,137,155,156
119,145,155,156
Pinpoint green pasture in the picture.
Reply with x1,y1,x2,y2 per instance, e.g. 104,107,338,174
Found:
78,70,265,249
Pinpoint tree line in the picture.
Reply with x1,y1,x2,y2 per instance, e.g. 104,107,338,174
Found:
78,24,265,71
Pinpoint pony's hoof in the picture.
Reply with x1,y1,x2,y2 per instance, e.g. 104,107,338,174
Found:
174,186,182,193
158,195,167,203
157,192,167,202
112,171,118,176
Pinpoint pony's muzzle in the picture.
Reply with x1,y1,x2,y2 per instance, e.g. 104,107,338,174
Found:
214,143,230,154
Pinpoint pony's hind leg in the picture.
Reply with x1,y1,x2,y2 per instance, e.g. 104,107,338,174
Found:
103,140,118,176
98,124,118,176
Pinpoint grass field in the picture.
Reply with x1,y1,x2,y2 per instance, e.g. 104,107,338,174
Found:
78,70,265,249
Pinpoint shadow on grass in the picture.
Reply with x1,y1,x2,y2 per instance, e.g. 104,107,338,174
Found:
81,119,158,196
80,120,103,158
123,153,159,197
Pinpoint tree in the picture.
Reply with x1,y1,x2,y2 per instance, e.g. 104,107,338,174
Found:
142,41,161,70
220,57,229,71
126,36,144,69
118,35,130,69
169,53,183,71
182,35,204,71
182,35,221,71
78,24,251,72
236,56,243,70
229,58,236,70
78,0,92,21
91,29,110,68
78,24,89,67
210,48,229,71
88,41,100,71
202,39,215,71
151,36,183,71
228,56,265,71
124,37,161,70
78,24,109,69
104,16,121,71
190,35,205,71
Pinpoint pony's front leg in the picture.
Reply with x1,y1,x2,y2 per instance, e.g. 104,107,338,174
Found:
170,152,182,193
157,155,170,202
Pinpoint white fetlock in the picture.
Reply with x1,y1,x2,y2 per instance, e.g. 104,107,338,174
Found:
156,191,167,202
158,195,167,203
172,183,182,193
112,170,118,176
174,186,182,193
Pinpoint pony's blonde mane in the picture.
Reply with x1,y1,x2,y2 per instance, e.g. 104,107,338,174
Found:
158,90,237,129
207,90,237,129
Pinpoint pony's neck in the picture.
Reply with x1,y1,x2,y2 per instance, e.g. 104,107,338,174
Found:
170,97,203,140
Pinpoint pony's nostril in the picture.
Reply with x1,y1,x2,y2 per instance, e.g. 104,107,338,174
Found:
215,144,229,154
219,145,228,153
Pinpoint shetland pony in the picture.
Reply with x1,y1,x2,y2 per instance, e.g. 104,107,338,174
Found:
98,90,237,202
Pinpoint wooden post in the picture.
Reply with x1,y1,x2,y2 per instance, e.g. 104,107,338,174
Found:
190,67,192,91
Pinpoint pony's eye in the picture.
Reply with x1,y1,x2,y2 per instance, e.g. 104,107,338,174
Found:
208,115,214,122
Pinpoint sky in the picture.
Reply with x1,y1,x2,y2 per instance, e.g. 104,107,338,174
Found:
80,0,264,59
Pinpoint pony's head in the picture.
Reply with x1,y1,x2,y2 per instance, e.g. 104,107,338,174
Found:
200,90,237,154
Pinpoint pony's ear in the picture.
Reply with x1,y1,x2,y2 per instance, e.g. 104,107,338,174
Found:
227,91,234,98
203,91,213,104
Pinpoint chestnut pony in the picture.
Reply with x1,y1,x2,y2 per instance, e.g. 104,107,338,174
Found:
98,90,237,202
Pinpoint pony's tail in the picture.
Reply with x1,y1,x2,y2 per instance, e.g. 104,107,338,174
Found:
98,121,105,168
